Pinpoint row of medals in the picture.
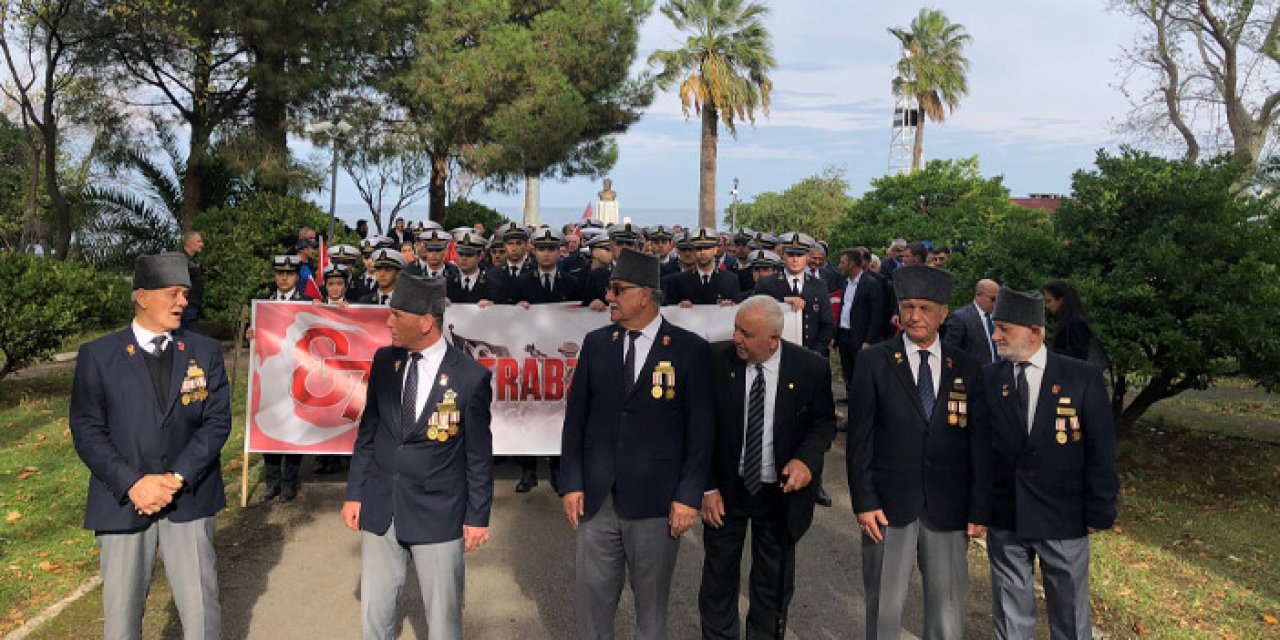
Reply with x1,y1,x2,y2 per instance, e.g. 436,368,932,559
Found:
1056,397,1081,444
181,361,208,406
651,362,676,400
948,379,968,427
427,390,461,442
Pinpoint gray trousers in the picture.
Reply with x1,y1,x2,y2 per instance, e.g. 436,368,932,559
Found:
987,527,1091,640
360,519,464,640
861,518,968,640
576,495,681,640
96,516,220,640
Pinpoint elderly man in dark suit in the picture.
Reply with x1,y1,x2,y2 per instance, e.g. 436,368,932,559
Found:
70,252,231,639
560,248,714,640
699,295,837,639
342,274,494,640
846,265,991,640
982,288,1118,640
943,278,1001,365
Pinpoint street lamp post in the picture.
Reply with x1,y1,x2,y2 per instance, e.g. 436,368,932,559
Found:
305,118,353,241
730,178,740,231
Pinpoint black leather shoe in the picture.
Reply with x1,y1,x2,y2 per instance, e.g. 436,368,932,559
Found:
515,471,538,493
281,489,298,503
259,485,281,503
816,487,833,507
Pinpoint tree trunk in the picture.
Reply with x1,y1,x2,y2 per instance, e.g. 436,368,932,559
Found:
249,47,290,193
699,106,719,230
911,109,926,171
1116,373,1172,436
182,122,208,232
429,153,449,223
523,173,541,227
42,125,70,260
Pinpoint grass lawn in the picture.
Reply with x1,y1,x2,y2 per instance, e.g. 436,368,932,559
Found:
0,356,252,636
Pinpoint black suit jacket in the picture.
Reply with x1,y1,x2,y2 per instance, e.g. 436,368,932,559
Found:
836,272,885,347
665,269,741,305
943,302,997,365
754,272,835,356
560,318,714,519
580,264,612,306
346,344,494,544
846,334,991,531
514,269,583,304
446,270,498,304
484,260,535,305
405,261,459,280
70,328,231,532
708,341,836,541
982,351,1118,540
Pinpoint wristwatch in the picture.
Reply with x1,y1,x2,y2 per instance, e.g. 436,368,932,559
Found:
171,471,185,486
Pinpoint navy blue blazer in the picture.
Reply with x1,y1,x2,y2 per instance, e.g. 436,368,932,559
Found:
664,269,741,306
981,350,1118,540
559,318,714,520
70,328,231,532
346,343,494,545
753,272,835,356
846,334,991,531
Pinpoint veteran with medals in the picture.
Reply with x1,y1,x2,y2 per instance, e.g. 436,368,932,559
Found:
70,252,231,639
342,274,494,640
982,288,1118,640
559,248,714,640
845,265,991,640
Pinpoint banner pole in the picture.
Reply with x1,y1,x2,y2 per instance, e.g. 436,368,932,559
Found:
233,304,250,508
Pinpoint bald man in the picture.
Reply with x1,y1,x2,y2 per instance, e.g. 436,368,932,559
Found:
943,279,1000,365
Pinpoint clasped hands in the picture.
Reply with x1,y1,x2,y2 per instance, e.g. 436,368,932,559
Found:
128,473,183,516
561,492,698,538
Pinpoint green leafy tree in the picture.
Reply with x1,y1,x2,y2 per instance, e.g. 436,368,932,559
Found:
888,8,971,171
1056,149,1280,433
442,199,509,234
0,115,32,251
829,156,1056,303
649,0,776,229
726,167,853,240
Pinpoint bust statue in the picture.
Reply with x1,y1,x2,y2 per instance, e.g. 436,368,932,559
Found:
598,178,617,202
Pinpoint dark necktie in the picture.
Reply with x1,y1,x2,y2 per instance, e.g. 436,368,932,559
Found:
622,330,640,393
702,274,710,287
463,276,472,292
150,335,168,356
543,273,552,293
984,312,1001,362
917,351,935,421
1015,362,1031,431
510,266,518,278
743,363,766,495
791,278,801,296
401,352,423,439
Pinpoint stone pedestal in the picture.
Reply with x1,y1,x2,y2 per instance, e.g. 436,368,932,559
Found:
596,201,619,225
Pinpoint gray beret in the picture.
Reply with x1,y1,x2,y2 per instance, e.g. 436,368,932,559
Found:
390,274,447,317
610,248,661,289
893,265,955,304
133,252,192,290
993,287,1046,327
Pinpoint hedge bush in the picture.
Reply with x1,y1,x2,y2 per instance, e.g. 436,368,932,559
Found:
442,199,509,234
0,253,132,379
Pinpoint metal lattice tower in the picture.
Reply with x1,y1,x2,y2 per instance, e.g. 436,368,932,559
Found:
888,94,918,176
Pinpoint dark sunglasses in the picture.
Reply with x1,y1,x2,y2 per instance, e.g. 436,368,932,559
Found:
609,283,644,296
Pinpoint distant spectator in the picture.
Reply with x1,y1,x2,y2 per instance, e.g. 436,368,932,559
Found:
1043,280,1100,364
355,219,369,239
928,246,950,268
180,231,204,333
903,242,929,266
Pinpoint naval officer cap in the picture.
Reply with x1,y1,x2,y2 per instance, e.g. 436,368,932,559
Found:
329,244,361,264
530,226,565,248
993,287,1046,327
585,231,612,250
607,222,639,244
370,248,407,270
419,228,451,250
453,229,487,255
495,222,529,242
133,252,192,290
688,226,719,249
893,265,955,304
610,248,661,290
323,264,350,281
748,249,783,269
646,225,675,241
271,255,302,272
390,273,447,318
777,232,815,255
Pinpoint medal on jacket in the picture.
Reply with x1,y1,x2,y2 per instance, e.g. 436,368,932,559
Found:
948,377,968,427
652,361,676,400
180,359,207,405
1055,399,1077,444
430,389,461,442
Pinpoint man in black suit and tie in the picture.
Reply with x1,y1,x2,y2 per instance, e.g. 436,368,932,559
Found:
342,274,494,640
255,255,314,502
560,248,714,640
484,222,535,305
664,226,741,307
445,230,498,306
943,278,1001,365
699,295,836,639
835,247,886,386
406,228,460,280
754,232,835,358
846,265,991,640
983,288,1118,640
70,252,231,639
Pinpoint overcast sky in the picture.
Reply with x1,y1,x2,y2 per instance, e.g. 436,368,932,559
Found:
317,1,1143,229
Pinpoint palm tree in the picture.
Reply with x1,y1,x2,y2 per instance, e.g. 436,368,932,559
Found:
889,8,971,171
649,0,775,229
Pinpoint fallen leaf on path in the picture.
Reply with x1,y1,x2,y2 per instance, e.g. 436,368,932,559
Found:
1263,613,1278,625
1133,620,1146,634
4,511,20,524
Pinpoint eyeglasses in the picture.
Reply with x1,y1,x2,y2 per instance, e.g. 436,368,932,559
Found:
609,283,644,296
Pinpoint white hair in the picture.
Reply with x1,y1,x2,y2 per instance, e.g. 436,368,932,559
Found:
737,295,785,334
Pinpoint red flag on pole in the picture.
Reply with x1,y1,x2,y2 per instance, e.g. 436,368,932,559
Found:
582,202,594,219
305,236,330,300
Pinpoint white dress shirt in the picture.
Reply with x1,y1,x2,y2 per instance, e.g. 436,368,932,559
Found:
840,273,862,329
739,346,781,483
623,313,663,384
903,335,942,400
696,267,715,285
403,337,449,421
1017,344,1049,432
131,320,171,354
538,268,558,291
460,270,480,291
974,301,997,361
786,271,805,296
273,289,294,301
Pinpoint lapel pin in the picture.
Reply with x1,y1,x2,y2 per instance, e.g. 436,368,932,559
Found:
177,341,185,352
612,330,619,341
662,335,671,346
894,352,904,364
1001,384,1010,397
440,374,449,386
788,382,795,389
946,356,954,369
1051,384,1061,395
126,344,136,356
394,360,402,373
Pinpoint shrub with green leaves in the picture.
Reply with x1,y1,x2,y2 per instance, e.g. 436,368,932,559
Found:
442,199,509,234
0,253,131,379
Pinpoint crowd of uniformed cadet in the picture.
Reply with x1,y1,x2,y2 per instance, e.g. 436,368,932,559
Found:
241,217,1121,637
